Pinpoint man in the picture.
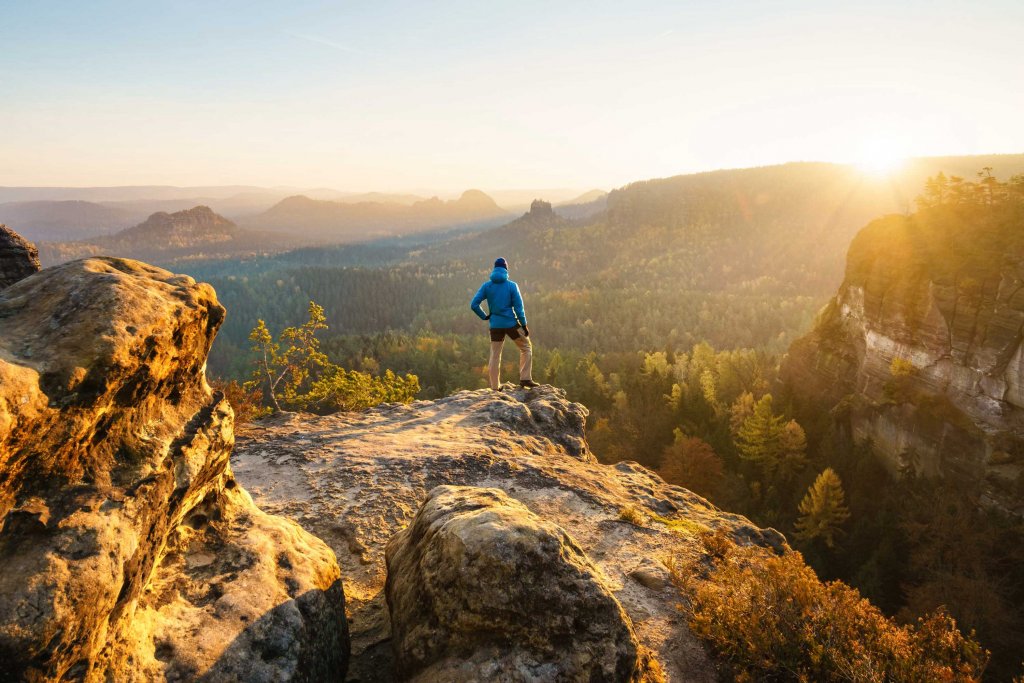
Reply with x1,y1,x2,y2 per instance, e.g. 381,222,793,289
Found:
470,257,539,390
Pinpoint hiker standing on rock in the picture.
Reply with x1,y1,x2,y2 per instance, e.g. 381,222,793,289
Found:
470,257,539,390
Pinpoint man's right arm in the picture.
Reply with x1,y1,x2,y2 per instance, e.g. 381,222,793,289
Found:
470,283,489,320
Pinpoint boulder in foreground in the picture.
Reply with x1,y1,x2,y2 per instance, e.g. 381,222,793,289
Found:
385,485,657,682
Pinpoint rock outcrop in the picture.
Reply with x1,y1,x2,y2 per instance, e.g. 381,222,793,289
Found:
0,224,40,289
232,385,786,681
783,210,1024,512
526,198,555,218
0,257,348,681
385,485,652,682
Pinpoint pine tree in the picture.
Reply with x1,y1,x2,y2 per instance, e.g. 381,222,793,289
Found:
777,419,808,483
795,468,850,548
736,394,785,475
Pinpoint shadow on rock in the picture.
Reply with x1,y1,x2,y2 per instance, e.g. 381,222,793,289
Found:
184,584,349,683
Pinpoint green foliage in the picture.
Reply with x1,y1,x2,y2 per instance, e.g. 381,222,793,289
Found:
795,468,851,549
680,544,988,682
245,301,419,414
736,394,808,484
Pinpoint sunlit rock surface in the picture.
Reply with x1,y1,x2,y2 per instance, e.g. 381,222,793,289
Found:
233,384,786,681
0,257,347,681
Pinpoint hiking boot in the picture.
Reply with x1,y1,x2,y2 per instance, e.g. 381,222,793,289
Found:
520,379,540,389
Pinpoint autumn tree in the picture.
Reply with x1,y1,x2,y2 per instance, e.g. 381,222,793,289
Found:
658,429,724,499
795,468,850,548
728,391,755,437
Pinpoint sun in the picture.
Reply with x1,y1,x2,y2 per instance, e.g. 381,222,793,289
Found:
855,153,905,177
852,141,908,177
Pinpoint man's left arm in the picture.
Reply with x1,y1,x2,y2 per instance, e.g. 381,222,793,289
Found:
512,283,528,332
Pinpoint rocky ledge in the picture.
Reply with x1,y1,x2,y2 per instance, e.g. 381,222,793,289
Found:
233,385,786,681
0,256,348,681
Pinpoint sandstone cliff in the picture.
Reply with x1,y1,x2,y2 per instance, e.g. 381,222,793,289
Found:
783,207,1024,513
0,257,348,681
232,386,786,681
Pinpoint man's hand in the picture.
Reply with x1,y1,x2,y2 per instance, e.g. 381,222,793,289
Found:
522,325,530,337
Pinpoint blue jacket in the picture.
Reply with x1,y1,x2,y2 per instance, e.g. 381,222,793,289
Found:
470,267,527,329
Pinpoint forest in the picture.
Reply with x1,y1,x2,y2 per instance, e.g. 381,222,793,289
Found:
200,167,1024,680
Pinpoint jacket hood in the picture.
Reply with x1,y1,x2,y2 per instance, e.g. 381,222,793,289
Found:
489,267,509,283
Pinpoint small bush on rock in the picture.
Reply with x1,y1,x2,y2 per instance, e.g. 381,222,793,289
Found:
210,378,270,424
619,505,646,525
677,544,988,682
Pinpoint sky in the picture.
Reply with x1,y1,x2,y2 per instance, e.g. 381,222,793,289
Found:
1,0,1022,192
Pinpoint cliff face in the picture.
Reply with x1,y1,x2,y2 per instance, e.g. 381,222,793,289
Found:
232,386,786,681
0,257,348,681
783,208,1024,512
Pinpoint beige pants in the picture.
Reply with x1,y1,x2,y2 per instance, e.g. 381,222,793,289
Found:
489,335,533,390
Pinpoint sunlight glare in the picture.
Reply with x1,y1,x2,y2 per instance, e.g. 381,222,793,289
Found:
853,140,908,177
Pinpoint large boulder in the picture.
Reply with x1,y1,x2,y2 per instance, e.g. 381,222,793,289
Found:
0,224,40,289
384,485,656,682
0,257,348,681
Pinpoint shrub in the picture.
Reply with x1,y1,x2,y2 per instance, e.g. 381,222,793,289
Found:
618,505,646,525
678,545,988,682
210,378,269,425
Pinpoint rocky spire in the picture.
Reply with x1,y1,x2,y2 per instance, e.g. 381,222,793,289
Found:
527,198,555,218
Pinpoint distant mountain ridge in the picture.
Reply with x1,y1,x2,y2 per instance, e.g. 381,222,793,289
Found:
245,189,510,240
37,206,295,266
0,200,138,241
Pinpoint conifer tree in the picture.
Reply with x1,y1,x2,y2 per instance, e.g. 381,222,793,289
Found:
795,468,850,548
736,394,785,474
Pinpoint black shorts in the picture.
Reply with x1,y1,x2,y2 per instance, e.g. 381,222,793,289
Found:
489,327,521,342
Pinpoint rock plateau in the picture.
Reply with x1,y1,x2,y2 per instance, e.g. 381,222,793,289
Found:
232,385,786,681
